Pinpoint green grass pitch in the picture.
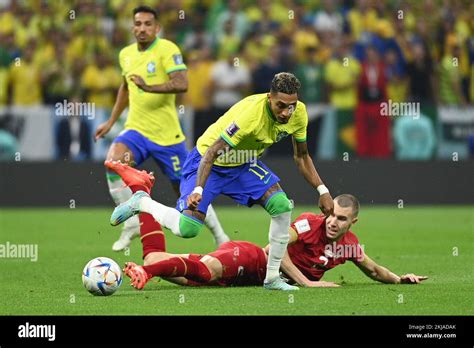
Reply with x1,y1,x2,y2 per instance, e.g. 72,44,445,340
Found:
0,206,473,315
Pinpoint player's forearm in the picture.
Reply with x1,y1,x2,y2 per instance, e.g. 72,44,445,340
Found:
196,147,220,188
196,138,228,188
295,154,324,189
371,265,401,284
280,251,312,287
109,84,129,125
144,72,188,94
196,154,214,189
145,82,187,94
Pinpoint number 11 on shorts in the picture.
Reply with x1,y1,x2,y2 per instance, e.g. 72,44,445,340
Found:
249,163,269,180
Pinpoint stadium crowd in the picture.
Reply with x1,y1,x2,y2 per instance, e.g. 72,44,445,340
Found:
0,0,473,160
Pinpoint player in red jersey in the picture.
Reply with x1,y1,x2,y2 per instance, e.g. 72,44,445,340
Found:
123,240,271,289
281,194,427,286
105,161,427,289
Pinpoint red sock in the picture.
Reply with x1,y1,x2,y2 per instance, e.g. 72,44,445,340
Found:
130,183,150,194
117,171,161,256
143,257,212,283
139,213,165,258
126,177,149,194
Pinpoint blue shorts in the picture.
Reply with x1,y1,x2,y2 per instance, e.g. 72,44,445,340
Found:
176,147,280,214
113,129,188,183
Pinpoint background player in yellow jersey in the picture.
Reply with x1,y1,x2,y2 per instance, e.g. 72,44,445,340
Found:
95,6,229,251
111,72,334,291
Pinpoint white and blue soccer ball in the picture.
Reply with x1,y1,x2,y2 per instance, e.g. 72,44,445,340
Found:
82,257,122,296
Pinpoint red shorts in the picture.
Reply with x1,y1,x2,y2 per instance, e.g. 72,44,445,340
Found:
189,241,267,286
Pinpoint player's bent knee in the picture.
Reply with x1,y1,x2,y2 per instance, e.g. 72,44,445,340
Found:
178,214,203,238
107,142,134,165
143,252,171,266
264,192,293,217
200,255,223,281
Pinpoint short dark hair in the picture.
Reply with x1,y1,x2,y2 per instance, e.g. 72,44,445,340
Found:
335,194,360,217
133,5,157,19
270,72,301,95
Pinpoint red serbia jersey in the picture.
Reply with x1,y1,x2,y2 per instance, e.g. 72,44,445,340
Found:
287,212,365,281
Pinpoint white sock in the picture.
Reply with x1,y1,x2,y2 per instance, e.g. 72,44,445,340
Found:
107,176,132,205
205,205,229,243
122,215,140,234
139,196,182,237
264,211,291,283
107,174,139,235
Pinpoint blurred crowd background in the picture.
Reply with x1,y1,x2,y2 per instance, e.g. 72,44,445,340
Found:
0,0,473,162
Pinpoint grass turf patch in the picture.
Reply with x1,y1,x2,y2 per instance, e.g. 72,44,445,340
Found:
0,206,472,315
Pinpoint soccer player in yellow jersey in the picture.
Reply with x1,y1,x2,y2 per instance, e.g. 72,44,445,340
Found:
95,6,229,251
111,72,334,291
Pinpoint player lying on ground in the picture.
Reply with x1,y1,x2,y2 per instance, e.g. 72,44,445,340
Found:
105,161,427,289
109,72,334,291
94,5,229,251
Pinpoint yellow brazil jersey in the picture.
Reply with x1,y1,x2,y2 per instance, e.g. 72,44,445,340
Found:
325,57,361,109
9,61,42,105
81,64,122,108
197,93,308,167
119,37,187,146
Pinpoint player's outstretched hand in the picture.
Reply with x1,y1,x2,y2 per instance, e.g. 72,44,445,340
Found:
318,193,334,217
306,281,340,288
95,121,112,141
187,193,202,210
129,74,149,92
399,274,428,284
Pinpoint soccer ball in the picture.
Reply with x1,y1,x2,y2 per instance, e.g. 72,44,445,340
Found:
82,257,123,296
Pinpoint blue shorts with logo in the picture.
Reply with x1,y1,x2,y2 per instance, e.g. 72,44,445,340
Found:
113,129,187,183
176,147,280,214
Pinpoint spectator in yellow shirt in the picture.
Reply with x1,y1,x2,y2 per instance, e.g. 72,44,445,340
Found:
347,0,378,41
81,53,122,109
183,48,215,144
13,7,38,49
385,48,408,103
293,18,319,64
216,19,241,60
43,39,74,104
8,41,43,105
324,37,361,156
66,25,111,65
325,39,361,109
245,0,289,28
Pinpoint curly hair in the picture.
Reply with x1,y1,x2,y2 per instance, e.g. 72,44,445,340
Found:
270,72,301,95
